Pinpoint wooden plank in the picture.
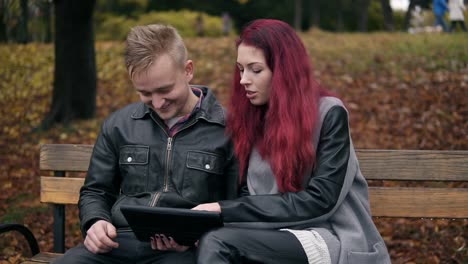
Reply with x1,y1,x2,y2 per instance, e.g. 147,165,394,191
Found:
40,177,84,204
40,177,468,218
369,187,468,218
26,252,63,263
39,145,468,181
21,252,63,263
40,144,94,171
356,149,468,181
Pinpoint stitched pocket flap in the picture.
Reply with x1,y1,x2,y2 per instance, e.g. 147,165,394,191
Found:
119,145,149,165
186,151,223,174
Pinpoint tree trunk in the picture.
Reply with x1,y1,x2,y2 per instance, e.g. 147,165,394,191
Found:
19,0,28,43
358,0,371,31
309,0,321,28
404,0,418,30
44,1,52,43
294,0,302,30
336,0,344,31
41,0,97,129
0,1,7,42
380,0,395,31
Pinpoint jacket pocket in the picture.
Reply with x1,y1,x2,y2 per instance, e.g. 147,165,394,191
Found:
347,242,390,264
186,150,224,174
183,150,225,201
119,145,149,193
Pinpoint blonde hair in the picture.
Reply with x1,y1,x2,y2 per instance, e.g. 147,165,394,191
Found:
125,24,188,79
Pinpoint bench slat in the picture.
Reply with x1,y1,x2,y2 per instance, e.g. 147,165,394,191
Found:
40,144,94,172
357,150,468,181
40,177,85,204
40,177,468,218
39,146,468,181
369,187,468,218
22,252,63,264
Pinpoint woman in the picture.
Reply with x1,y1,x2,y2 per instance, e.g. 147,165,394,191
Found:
191,19,391,263
448,0,467,32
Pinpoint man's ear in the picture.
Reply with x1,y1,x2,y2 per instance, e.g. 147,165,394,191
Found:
184,60,194,82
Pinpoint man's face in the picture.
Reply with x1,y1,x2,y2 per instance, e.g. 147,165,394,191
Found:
132,54,194,121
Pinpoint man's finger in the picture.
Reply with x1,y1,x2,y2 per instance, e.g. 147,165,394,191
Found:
105,222,118,239
97,234,119,249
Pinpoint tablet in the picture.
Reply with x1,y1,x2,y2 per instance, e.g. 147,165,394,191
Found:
120,205,223,246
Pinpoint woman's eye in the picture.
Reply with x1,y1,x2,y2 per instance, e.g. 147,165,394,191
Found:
253,69,262,74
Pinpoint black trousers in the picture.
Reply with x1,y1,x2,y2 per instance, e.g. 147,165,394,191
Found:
196,227,308,264
450,20,467,32
51,230,195,264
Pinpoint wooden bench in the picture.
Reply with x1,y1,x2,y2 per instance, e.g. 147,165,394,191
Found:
2,144,468,263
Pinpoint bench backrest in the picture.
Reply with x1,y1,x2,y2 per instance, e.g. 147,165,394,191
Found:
40,144,468,218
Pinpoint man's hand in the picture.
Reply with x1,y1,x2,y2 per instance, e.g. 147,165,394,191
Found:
84,220,119,254
191,202,221,213
150,234,191,252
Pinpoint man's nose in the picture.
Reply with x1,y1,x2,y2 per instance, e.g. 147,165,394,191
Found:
151,95,165,109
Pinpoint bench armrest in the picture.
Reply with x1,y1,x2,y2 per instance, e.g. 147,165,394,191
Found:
0,223,40,256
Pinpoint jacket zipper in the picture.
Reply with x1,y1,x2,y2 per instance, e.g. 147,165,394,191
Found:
149,113,198,207
150,137,172,207
163,137,173,192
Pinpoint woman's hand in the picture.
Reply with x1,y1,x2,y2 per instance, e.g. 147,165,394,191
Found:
191,202,221,213
150,234,190,252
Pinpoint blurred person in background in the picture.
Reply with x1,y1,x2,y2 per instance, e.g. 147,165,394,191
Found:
448,0,467,32
433,0,449,31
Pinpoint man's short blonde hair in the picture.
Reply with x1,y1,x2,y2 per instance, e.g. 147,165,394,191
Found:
125,24,188,79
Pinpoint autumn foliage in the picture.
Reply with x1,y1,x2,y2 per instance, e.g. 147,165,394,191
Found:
0,32,467,263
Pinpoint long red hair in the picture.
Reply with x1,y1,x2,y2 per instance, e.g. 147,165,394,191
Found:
227,19,329,192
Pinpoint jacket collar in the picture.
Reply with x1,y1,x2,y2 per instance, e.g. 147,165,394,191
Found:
130,86,226,126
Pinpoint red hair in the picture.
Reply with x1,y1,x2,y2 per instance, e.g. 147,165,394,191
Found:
228,19,330,192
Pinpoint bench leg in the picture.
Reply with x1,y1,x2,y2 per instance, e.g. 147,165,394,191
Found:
53,204,65,253
53,171,66,253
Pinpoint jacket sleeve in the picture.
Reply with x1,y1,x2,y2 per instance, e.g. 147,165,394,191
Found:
223,140,241,200
219,106,350,224
78,119,121,236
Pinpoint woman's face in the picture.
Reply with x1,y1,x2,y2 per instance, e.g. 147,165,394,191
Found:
236,43,272,106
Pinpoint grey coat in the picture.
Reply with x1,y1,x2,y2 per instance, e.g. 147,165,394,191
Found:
219,97,391,264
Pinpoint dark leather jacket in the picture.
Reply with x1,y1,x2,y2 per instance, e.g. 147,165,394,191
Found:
78,86,239,234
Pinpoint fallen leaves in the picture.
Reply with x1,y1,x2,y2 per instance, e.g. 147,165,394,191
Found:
0,32,467,263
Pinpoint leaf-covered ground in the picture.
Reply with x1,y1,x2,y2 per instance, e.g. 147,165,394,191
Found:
0,32,467,263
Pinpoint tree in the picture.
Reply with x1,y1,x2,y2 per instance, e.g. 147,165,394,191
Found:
336,0,344,31
0,1,7,42
358,0,371,31
380,0,395,31
19,0,28,43
294,0,302,30
42,0,53,43
309,0,322,28
41,0,97,129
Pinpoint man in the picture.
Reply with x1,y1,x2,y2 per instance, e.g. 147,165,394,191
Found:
53,24,238,263
433,0,449,32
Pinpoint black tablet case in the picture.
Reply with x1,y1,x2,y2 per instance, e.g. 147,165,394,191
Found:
120,205,223,246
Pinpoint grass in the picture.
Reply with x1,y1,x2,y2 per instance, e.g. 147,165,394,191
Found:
0,30,467,263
